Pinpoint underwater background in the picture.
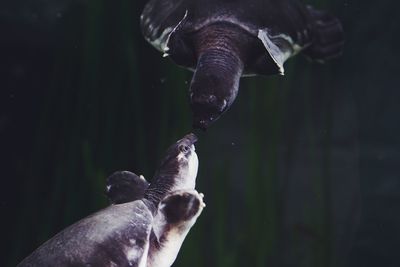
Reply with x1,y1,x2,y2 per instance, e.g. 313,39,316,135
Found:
1,0,399,266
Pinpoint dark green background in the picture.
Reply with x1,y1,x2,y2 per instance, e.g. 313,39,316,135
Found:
1,0,399,266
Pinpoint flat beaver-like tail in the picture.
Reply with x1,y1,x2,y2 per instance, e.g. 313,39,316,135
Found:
302,5,345,63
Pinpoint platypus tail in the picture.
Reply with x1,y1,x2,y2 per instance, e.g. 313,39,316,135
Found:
302,5,345,63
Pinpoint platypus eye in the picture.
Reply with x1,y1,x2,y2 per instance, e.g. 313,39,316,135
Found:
179,145,190,153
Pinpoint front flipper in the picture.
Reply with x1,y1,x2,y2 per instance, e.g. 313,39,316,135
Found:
257,28,301,75
106,171,150,204
140,0,187,53
148,190,205,267
159,190,205,225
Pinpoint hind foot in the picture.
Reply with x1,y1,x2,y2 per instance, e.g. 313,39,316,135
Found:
303,5,344,62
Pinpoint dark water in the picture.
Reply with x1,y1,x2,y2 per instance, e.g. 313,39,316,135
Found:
1,0,399,266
